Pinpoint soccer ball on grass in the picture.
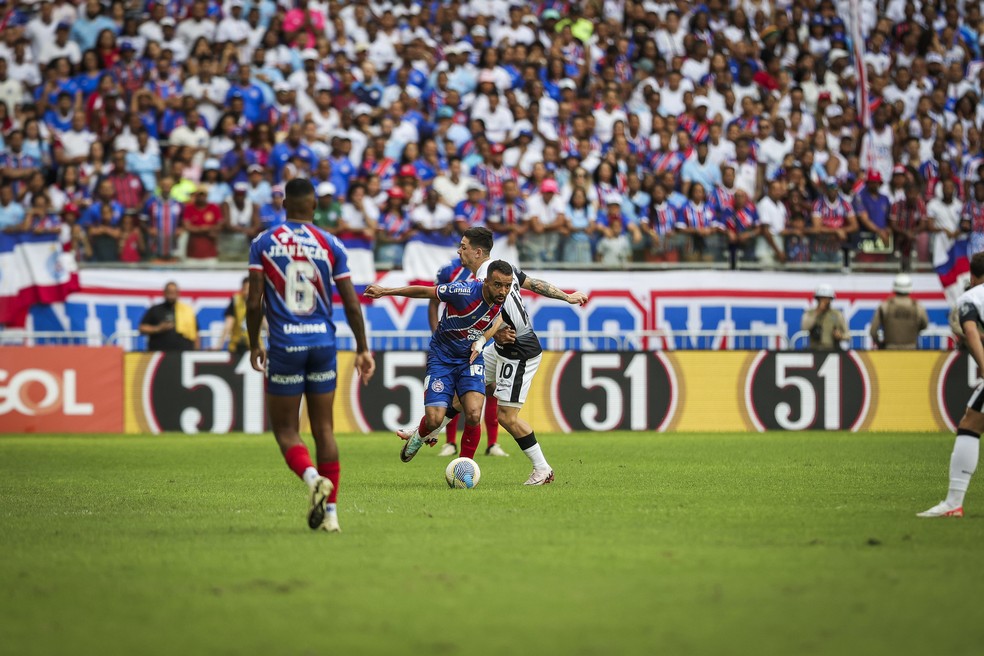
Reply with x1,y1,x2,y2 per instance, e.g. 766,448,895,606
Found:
445,457,481,489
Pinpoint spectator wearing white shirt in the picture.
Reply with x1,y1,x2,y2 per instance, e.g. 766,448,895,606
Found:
756,180,789,264
37,22,81,66
732,137,760,198
594,89,628,145
523,178,570,265
473,92,514,145
25,0,60,60
175,1,217,51
55,112,97,166
756,117,794,182
0,58,25,114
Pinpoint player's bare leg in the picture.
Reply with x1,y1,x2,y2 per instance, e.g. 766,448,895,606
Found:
497,403,553,485
268,393,334,530
308,391,341,532
401,405,449,462
919,407,983,517
457,391,485,459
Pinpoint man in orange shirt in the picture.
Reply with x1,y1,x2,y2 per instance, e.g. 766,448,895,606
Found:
182,184,222,266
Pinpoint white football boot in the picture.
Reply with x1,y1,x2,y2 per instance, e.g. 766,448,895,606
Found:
307,477,334,529
437,442,458,457
485,444,509,457
916,501,964,518
524,468,555,486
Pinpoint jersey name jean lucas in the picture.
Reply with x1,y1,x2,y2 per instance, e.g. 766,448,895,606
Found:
248,221,351,351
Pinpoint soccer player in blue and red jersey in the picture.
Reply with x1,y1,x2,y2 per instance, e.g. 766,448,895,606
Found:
364,261,513,463
430,256,506,457
246,178,375,533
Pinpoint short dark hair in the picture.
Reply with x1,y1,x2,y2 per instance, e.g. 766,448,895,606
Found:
972,252,984,279
285,178,315,200
463,226,494,254
487,259,513,279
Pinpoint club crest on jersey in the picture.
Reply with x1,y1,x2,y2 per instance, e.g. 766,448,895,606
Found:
431,378,445,393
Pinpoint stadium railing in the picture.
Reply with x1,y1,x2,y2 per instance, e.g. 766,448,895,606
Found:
788,328,956,351
2,329,956,351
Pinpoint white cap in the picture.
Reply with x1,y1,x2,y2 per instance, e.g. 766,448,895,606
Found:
558,78,577,90
893,273,913,295
317,182,336,196
693,96,710,109
815,284,835,299
604,192,623,206
301,49,319,61
825,104,843,118
828,48,849,62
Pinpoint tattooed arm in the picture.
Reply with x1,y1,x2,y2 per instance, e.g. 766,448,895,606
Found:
521,276,588,305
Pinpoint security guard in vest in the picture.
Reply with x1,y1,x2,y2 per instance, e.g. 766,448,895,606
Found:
869,274,929,349
218,276,251,355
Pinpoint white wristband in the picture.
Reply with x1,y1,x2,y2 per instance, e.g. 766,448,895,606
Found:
474,336,487,350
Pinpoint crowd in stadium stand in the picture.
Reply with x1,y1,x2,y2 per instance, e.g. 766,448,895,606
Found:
0,0,981,271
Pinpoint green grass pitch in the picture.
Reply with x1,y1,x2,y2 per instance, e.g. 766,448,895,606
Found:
1,431,982,656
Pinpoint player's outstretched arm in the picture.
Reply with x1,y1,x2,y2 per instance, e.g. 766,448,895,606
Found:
245,269,266,372
364,284,438,299
521,276,588,305
337,277,376,385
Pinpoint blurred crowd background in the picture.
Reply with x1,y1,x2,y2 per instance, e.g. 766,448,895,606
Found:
0,0,979,274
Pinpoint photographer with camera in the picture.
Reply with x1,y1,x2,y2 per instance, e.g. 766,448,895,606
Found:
801,285,849,350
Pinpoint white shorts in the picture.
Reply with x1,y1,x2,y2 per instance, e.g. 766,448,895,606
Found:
484,347,541,408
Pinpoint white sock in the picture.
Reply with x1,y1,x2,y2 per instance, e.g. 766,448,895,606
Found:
523,443,550,471
325,503,337,515
302,467,321,489
423,413,455,442
945,434,979,507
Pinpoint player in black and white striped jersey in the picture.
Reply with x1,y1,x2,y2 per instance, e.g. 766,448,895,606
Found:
919,252,984,517
397,227,588,485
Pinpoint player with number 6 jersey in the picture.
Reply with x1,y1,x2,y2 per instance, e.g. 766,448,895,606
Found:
247,178,375,534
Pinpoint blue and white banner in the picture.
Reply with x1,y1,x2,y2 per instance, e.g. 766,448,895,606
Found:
402,232,457,283
0,232,79,327
9,269,954,352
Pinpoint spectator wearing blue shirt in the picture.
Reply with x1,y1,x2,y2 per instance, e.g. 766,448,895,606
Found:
258,186,286,229
43,92,75,134
80,179,125,228
0,131,40,191
269,124,316,183
0,183,26,232
126,130,162,192
329,137,357,200
854,170,892,245
680,141,722,198
225,64,267,127
246,164,273,206
70,0,119,53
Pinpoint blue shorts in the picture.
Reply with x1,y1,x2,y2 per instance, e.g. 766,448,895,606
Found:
424,350,487,408
266,347,338,396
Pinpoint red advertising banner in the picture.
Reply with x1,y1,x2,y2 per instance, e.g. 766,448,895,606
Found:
0,347,123,433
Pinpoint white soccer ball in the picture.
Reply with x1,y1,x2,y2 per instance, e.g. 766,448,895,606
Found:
445,457,481,489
